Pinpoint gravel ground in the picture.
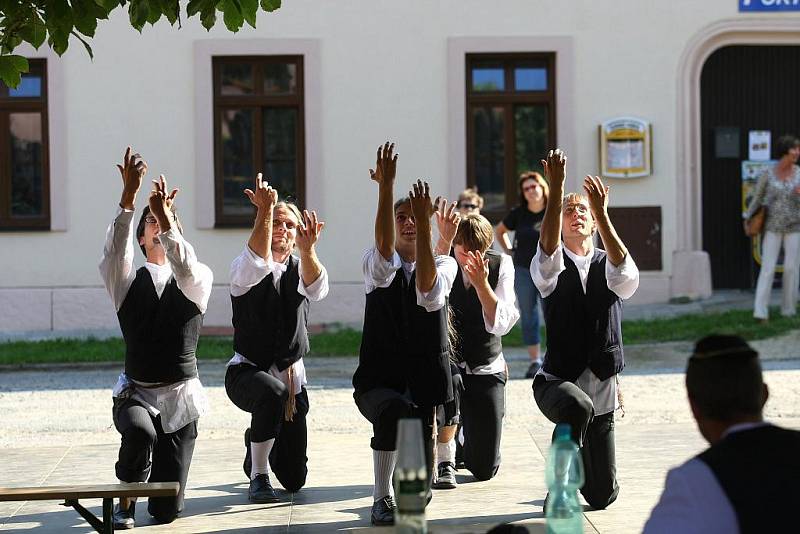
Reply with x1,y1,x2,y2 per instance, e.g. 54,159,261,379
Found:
1,333,799,450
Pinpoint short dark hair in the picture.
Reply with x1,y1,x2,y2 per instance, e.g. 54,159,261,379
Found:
775,135,800,158
136,205,183,256
686,335,764,422
394,197,410,212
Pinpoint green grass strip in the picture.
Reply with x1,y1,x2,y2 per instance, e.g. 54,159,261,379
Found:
0,307,797,365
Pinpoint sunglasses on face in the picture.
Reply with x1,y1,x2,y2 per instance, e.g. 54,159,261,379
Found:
523,184,540,192
459,203,479,210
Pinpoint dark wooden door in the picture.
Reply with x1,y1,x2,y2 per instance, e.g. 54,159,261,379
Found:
700,45,800,289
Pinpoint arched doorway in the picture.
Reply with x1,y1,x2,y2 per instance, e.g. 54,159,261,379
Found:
674,20,800,298
700,45,800,289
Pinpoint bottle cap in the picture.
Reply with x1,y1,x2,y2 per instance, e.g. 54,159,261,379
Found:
554,423,572,441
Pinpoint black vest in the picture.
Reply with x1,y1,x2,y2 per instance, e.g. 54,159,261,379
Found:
698,425,800,534
117,267,203,383
541,249,624,381
231,255,310,372
354,267,452,407
449,249,502,368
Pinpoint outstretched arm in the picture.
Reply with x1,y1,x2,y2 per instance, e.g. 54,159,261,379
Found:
100,147,148,310
539,149,566,255
410,180,437,293
434,198,461,256
583,175,628,267
243,173,278,261
117,146,147,210
296,209,326,287
371,142,398,260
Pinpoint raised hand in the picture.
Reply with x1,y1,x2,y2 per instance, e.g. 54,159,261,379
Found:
369,142,398,185
244,173,278,212
117,146,148,209
435,197,460,243
409,179,435,222
583,175,609,217
148,174,178,229
540,148,567,188
296,209,325,253
463,250,490,286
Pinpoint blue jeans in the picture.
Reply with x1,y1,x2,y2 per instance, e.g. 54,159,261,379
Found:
514,264,540,346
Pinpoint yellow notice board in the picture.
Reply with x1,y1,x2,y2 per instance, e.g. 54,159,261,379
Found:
599,117,652,178
742,160,781,269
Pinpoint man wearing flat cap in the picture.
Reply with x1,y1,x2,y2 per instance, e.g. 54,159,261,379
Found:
644,335,800,534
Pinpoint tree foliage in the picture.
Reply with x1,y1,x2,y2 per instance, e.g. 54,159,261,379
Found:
0,0,282,87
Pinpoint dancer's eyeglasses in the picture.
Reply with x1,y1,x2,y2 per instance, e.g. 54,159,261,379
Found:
459,203,479,210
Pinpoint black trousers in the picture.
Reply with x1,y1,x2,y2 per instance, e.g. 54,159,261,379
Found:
225,363,309,492
460,370,506,481
532,374,619,510
355,387,437,486
113,397,198,523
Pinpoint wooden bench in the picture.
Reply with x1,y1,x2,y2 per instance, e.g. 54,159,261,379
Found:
0,482,179,533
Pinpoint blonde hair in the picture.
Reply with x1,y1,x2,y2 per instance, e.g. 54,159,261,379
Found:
275,200,302,224
453,213,494,253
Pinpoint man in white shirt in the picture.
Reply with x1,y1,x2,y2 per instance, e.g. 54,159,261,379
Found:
225,173,328,504
530,149,639,510
352,142,458,526
99,148,213,529
644,335,800,534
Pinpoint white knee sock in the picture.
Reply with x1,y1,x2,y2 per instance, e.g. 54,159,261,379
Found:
437,439,456,465
251,438,275,480
373,450,397,501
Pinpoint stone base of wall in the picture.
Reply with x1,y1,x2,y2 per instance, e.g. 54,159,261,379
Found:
0,275,678,340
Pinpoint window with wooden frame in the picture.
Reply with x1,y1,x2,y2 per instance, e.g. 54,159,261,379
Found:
466,52,556,222
213,56,305,227
0,59,49,230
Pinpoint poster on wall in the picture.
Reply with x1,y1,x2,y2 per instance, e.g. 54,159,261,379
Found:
748,130,771,161
599,117,652,178
742,159,782,269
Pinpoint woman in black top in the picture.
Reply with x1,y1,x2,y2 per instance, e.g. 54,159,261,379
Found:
496,171,548,378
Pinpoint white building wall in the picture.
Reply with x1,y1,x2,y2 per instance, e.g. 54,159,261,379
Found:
1,0,798,336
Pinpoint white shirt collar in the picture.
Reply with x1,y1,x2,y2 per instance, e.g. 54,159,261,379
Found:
563,243,595,266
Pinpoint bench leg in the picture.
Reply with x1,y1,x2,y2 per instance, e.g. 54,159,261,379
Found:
63,498,114,534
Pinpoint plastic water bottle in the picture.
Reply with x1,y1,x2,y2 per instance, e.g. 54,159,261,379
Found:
394,418,428,534
545,423,585,534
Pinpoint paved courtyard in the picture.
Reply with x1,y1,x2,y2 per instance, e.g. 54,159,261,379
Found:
1,336,800,533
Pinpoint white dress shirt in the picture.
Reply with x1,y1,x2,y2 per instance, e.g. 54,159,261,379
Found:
458,253,520,375
226,245,330,393
643,422,772,534
99,207,213,433
529,242,639,416
362,246,457,312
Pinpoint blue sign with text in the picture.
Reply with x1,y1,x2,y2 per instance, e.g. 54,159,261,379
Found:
740,0,800,11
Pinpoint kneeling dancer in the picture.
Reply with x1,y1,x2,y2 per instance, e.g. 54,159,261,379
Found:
100,148,213,528
226,173,328,503
353,143,457,526
531,149,639,510
432,211,519,488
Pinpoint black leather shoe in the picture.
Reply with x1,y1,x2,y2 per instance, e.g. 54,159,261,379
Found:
525,361,542,379
370,495,395,526
112,501,136,530
249,473,279,503
432,461,457,489
243,427,252,479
